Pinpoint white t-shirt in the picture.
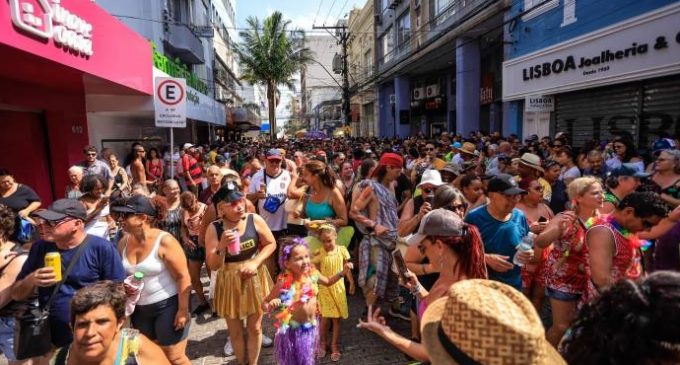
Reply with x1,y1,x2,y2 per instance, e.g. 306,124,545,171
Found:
249,169,290,232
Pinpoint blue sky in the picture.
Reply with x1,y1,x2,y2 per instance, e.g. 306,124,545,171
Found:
236,0,367,33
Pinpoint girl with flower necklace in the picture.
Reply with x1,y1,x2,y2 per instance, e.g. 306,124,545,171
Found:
262,238,352,365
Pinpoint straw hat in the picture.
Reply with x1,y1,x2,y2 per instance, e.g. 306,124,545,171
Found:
519,153,544,173
459,142,478,156
421,280,565,365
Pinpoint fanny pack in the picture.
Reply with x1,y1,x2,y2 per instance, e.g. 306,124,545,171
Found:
263,195,284,214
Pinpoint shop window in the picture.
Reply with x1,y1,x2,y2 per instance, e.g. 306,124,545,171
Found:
521,0,559,21
397,10,411,49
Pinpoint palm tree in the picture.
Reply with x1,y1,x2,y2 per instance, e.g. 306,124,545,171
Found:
235,11,312,141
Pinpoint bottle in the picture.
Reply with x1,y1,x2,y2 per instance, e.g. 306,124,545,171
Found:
513,233,535,267
124,272,145,317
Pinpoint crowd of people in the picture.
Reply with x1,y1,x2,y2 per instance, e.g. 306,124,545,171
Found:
1,130,680,364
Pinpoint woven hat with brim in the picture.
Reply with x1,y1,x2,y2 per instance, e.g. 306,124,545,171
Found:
459,142,477,156
32,199,87,221
441,163,462,176
519,153,544,173
417,169,445,188
110,195,157,217
421,279,566,365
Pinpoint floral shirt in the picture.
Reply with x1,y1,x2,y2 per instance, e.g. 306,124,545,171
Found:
543,212,589,295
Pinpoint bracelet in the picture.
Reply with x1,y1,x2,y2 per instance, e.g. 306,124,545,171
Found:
337,270,345,278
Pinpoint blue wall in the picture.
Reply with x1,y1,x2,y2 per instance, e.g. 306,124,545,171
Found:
378,83,396,137
507,0,679,59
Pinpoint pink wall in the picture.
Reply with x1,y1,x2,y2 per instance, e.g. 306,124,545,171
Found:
0,79,89,204
0,0,152,95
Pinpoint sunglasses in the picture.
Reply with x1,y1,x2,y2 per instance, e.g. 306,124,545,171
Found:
110,212,136,220
36,217,74,228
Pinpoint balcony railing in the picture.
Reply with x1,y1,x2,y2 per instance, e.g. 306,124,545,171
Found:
164,23,205,65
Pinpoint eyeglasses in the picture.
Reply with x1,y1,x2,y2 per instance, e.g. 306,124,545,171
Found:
36,217,74,228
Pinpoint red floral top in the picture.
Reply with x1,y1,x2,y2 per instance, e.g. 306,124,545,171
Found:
543,212,589,295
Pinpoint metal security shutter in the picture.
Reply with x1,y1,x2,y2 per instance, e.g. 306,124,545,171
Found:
639,76,680,149
555,85,640,148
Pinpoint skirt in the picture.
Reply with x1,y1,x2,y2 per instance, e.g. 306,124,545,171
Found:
213,261,273,320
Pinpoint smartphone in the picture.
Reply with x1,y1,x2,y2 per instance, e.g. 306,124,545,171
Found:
393,250,410,283
538,216,548,223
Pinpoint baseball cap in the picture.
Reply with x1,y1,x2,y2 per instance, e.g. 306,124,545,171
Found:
211,181,244,205
182,143,194,150
407,209,468,246
32,199,87,221
487,174,526,195
653,138,676,155
215,155,226,163
608,163,651,178
110,195,157,217
266,148,283,160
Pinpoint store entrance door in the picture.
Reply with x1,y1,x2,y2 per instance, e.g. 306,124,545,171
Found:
0,110,54,202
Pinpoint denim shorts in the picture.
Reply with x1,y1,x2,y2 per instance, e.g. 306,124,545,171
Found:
545,287,581,302
130,295,190,346
0,316,17,361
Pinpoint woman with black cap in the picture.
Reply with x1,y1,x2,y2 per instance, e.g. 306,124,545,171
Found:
111,195,192,365
205,181,276,365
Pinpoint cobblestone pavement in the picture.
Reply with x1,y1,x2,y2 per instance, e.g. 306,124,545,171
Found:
187,277,414,365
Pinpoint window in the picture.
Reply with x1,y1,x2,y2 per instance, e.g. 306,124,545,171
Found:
364,50,373,75
381,26,394,63
522,0,559,21
381,0,389,12
397,10,411,48
435,0,453,16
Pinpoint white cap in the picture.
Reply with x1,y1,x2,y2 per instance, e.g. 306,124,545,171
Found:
417,169,444,188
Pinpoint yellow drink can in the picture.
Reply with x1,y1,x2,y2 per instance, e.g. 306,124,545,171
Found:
44,252,62,282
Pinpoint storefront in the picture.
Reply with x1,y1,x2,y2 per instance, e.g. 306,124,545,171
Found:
502,1,680,147
0,0,152,202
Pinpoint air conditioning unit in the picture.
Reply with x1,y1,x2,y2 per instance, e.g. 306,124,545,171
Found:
413,87,424,100
374,14,382,25
389,94,396,104
426,84,440,98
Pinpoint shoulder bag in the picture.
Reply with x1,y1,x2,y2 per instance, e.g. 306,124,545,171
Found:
14,236,91,360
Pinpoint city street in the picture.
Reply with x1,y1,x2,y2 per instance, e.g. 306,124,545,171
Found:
186,277,412,365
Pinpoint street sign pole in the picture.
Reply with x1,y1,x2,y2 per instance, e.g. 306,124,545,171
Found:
154,76,187,180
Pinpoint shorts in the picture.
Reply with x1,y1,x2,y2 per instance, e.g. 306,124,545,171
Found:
545,287,581,302
0,316,16,361
183,235,206,262
131,295,190,346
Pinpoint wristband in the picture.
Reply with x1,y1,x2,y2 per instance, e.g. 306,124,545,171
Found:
337,270,345,278
410,282,422,295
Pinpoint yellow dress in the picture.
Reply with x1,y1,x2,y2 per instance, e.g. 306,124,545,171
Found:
317,246,350,318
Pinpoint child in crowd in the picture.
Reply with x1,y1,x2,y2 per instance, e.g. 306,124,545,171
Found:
262,237,353,365
313,224,355,362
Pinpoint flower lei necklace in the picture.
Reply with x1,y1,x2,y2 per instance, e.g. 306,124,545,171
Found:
585,215,645,249
273,269,319,334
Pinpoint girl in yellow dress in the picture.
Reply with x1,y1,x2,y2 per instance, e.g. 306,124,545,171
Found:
314,224,355,362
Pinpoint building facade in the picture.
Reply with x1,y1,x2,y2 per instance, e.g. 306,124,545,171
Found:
0,0,152,202
304,35,343,134
502,0,680,147
373,0,507,138
87,0,236,158
348,1,377,137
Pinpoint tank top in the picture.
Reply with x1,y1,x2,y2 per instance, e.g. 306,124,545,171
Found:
51,328,142,365
122,232,178,305
160,206,182,241
148,159,163,179
213,214,259,263
305,191,335,220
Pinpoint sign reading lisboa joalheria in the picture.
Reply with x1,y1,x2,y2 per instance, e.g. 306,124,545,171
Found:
502,3,680,101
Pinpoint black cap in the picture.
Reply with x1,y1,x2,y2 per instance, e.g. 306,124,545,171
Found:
212,181,245,206
487,174,526,195
608,163,651,178
110,195,157,217
32,199,87,221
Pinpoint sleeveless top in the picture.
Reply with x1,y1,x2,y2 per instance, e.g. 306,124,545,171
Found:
0,244,32,317
160,206,182,241
51,328,142,365
213,214,259,263
305,191,335,220
583,215,641,303
122,232,178,305
355,180,399,244
148,159,163,179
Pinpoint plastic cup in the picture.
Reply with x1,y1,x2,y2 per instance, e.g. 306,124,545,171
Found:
227,229,241,255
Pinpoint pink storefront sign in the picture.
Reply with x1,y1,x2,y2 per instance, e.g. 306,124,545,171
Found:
0,0,152,95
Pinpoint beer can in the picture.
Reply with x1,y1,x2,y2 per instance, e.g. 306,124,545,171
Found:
44,252,62,282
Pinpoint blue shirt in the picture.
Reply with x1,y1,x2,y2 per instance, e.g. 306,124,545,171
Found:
17,235,125,343
465,205,529,290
